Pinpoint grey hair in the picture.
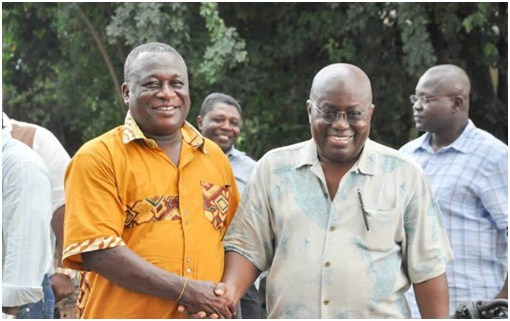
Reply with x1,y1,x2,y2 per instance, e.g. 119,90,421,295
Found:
199,92,242,117
123,42,185,83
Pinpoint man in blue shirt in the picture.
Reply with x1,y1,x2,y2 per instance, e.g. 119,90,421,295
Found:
198,92,260,318
400,64,508,317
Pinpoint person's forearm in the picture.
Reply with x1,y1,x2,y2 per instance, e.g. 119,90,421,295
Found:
495,274,508,299
84,246,236,317
222,251,261,303
82,246,184,301
51,205,66,267
414,273,450,318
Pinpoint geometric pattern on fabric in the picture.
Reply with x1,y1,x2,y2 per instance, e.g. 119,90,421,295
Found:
122,112,147,145
125,195,180,228
76,271,90,318
62,236,126,261
201,181,231,231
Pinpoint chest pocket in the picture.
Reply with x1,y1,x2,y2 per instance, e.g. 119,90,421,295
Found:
201,181,231,231
362,206,401,251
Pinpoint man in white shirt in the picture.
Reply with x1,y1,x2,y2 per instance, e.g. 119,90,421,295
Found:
2,124,53,318
2,113,76,314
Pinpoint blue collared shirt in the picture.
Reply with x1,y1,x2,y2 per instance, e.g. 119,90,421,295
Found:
2,128,53,306
226,146,256,194
400,119,508,314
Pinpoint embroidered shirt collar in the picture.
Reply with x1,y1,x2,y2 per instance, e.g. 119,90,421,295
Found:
122,111,206,151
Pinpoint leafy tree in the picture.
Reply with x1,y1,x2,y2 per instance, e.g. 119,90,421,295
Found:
3,3,507,159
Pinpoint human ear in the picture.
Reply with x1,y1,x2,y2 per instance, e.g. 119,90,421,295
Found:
121,83,130,104
306,102,312,123
453,96,463,112
197,115,203,131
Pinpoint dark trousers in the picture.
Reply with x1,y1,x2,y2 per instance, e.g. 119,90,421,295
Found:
239,284,261,319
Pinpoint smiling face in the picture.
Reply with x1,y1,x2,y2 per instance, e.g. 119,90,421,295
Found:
308,64,374,165
121,51,190,137
198,103,241,152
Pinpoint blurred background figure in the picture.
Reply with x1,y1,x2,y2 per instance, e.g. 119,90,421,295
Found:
2,120,54,318
401,64,508,317
3,113,76,318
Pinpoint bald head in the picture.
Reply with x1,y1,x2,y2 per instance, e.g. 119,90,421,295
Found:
420,64,471,101
310,63,373,104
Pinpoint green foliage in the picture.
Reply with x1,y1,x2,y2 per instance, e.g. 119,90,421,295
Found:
106,3,189,48
2,3,507,159
397,4,437,76
197,3,247,84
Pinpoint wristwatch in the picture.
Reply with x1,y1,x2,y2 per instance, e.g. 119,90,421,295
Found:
55,267,77,280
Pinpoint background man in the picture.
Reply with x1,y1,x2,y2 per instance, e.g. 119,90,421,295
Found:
400,64,508,316
187,63,454,318
3,112,76,316
197,92,261,318
62,42,239,318
2,122,53,318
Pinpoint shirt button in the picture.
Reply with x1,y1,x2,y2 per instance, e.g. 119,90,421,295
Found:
184,221,190,225
323,299,330,305
186,257,192,263
324,261,331,268
329,226,336,231
183,211,188,216
186,268,192,274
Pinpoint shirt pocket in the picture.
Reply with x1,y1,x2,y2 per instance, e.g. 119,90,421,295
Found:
362,207,400,251
201,181,231,231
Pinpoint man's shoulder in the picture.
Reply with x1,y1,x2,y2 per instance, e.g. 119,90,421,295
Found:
399,134,427,154
264,140,309,157
75,126,124,156
3,137,48,175
254,140,310,170
468,125,507,152
229,147,256,164
366,140,426,173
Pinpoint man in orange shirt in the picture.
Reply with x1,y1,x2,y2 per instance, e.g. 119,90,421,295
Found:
62,42,239,318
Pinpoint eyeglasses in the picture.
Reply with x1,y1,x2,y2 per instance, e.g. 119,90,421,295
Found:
308,99,370,124
409,94,458,105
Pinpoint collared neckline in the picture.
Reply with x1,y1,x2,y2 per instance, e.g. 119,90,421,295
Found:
296,138,376,176
416,120,473,154
122,111,206,151
226,146,245,158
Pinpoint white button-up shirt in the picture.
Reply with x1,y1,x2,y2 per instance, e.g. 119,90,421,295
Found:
2,128,53,306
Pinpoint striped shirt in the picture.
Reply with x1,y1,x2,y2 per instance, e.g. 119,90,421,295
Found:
400,119,508,315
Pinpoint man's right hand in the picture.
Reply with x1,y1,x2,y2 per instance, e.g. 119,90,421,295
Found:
178,282,236,318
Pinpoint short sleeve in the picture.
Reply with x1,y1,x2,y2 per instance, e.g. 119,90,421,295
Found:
223,156,275,272
62,149,126,270
404,169,454,283
479,150,508,230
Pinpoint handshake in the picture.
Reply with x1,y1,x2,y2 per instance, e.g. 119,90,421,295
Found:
176,279,239,319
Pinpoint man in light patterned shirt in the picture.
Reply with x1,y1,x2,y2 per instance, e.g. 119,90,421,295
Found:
186,63,454,318
400,64,508,317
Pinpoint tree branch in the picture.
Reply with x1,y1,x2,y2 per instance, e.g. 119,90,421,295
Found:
76,5,126,114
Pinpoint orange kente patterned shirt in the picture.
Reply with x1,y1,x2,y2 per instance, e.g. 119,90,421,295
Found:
62,113,239,318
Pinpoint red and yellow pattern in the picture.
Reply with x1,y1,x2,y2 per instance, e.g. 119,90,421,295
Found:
201,181,231,231
125,195,180,228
